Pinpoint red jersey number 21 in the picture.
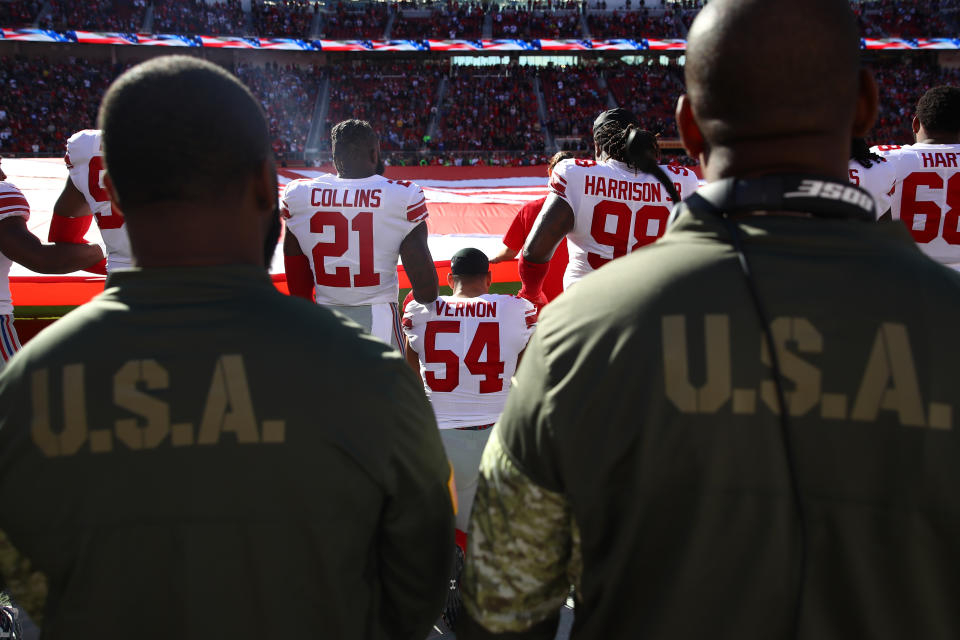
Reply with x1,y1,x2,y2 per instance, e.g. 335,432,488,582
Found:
309,210,381,287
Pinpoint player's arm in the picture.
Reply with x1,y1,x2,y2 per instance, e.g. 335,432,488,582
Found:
489,207,528,264
282,232,315,302
404,340,423,385
399,221,439,304
0,217,103,274
488,246,518,264
49,177,107,274
519,195,573,305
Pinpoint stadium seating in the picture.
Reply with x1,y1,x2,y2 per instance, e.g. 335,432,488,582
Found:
318,3,388,40
586,8,683,39
152,0,246,36
0,56,122,154
235,63,323,163
251,0,315,38
435,65,545,156
541,65,609,149
492,8,583,39
854,0,960,38
324,61,442,154
871,55,960,144
42,0,146,32
0,0,43,27
391,4,485,40
603,60,684,137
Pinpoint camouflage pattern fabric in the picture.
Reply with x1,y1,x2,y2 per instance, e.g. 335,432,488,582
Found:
461,432,582,634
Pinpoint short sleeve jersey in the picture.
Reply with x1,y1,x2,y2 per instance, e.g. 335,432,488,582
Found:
402,294,536,429
65,129,133,272
282,174,428,305
0,181,29,315
549,158,699,289
873,143,960,267
848,157,896,218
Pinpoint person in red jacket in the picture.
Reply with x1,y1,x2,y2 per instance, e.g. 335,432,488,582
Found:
489,151,573,303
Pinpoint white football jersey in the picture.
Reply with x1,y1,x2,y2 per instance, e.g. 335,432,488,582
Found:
282,174,428,306
549,158,700,288
848,157,896,218
65,129,133,272
873,143,960,267
0,181,30,315
403,294,537,429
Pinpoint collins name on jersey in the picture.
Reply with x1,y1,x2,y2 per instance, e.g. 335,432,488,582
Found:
402,294,536,429
549,158,700,288
65,129,133,272
282,175,428,306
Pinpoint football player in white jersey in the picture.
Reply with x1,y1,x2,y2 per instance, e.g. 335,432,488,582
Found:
874,86,960,269
49,129,132,273
283,119,438,350
402,247,536,534
849,137,896,219
518,108,700,304
0,159,103,370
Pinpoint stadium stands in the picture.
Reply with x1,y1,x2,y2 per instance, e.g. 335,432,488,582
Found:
152,0,246,35
252,0,315,38
854,0,960,38
871,55,960,144
586,8,684,39
235,62,323,164
318,3,388,39
0,0,43,27
0,56,122,154
324,61,442,154
603,60,684,137
391,4,485,40
492,7,583,38
436,65,545,156
42,0,146,32
541,65,609,149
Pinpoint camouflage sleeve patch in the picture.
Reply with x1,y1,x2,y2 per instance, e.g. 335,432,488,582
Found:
461,432,577,634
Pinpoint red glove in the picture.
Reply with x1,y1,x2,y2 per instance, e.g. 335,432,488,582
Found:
517,254,549,309
48,214,92,244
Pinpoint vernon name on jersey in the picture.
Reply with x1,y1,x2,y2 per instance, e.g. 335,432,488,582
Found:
434,299,498,318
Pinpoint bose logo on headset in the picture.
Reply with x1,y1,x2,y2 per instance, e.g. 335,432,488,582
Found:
784,179,874,212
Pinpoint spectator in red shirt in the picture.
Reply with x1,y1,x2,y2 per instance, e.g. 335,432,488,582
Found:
490,151,573,302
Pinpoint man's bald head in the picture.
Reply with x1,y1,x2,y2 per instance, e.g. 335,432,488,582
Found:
685,0,861,147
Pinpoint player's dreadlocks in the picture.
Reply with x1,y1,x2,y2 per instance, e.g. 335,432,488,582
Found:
592,108,681,203
850,137,883,169
594,122,660,172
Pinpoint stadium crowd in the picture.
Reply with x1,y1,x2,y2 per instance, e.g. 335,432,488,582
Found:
436,64,545,155
317,2,388,39
0,51,956,165
151,0,246,35
324,61,442,154
0,0,43,27
42,0,146,32
392,4,485,40
251,0,315,38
